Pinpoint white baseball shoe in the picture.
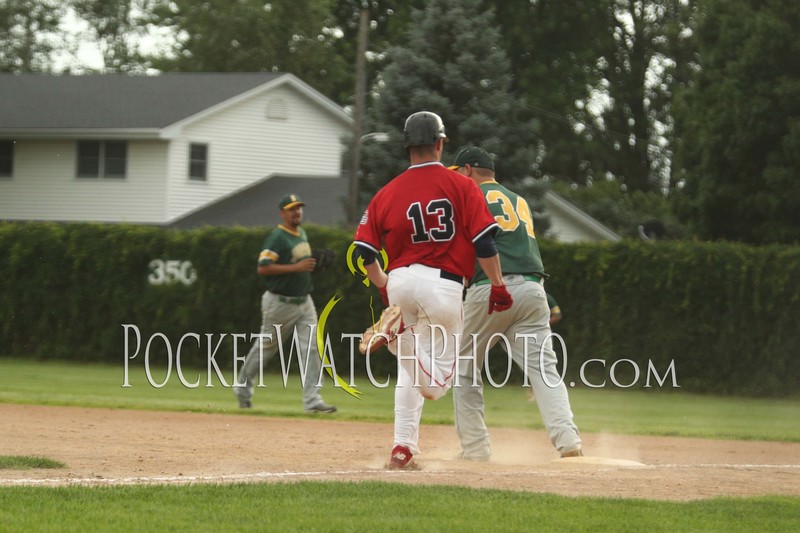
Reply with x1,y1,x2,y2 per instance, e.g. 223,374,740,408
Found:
359,305,404,355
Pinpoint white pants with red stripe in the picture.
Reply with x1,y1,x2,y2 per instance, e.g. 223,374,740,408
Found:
387,264,464,454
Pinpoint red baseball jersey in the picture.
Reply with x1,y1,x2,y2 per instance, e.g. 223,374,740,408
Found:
354,162,498,278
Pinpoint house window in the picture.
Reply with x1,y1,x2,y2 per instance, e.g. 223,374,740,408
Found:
0,140,13,177
104,141,127,178
189,143,208,181
77,141,127,178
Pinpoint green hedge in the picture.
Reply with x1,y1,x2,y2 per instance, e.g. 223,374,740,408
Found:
0,222,384,378
1,222,798,397
539,240,800,397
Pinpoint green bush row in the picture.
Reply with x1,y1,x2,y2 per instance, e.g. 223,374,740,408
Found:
0,222,382,376
540,240,800,397
1,222,797,396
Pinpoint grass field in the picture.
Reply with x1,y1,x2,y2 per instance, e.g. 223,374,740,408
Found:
0,357,798,442
0,482,798,533
1,357,799,532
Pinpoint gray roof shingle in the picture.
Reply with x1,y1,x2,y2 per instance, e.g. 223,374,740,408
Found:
0,72,285,130
169,175,348,228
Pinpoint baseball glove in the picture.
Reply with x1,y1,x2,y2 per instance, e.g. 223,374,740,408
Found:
359,305,404,355
311,248,336,273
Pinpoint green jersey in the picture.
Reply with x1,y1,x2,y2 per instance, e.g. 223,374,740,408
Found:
257,225,313,296
471,180,545,284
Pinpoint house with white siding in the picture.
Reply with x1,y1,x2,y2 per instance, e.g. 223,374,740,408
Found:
0,73,622,241
542,191,621,243
0,73,353,227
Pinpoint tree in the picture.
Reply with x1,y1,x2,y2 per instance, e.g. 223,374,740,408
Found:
494,0,697,194
551,179,684,239
145,0,349,101
70,0,147,72
360,0,539,199
328,0,427,105
492,0,609,184
673,0,800,244
0,0,65,72
328,1,429,221
587,0,697,193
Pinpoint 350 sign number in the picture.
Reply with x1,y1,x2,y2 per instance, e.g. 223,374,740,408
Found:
148,259,197,286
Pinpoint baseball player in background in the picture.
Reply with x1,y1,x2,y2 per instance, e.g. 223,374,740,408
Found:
233,194,337,414
353,112,514,469
547,292,563,325
449,147,583,459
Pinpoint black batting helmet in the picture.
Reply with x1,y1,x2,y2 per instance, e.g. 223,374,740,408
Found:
404,111,447,148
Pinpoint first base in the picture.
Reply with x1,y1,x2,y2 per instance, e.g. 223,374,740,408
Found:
552,456,646,467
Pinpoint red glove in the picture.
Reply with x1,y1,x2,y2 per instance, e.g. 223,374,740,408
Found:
379,285,389,306
488,284,513,314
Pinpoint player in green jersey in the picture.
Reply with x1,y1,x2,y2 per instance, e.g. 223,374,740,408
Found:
449,147,582,459
233,193,336,414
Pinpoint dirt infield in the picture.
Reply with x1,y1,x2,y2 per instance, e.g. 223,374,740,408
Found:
1,404,799,501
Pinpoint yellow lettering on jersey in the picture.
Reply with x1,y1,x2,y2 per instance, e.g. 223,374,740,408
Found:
516,196,536,238
486,190,520,231
485,190,535,238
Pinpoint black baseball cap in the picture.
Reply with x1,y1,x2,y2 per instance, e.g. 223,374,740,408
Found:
278,193,305,210
448,146,495,171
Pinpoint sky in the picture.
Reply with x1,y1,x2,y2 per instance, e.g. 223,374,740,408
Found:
54,7,174,72
55,9,104,71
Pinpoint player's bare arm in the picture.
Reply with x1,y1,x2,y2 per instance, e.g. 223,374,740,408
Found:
477,252,513,314
363,261,388,288
477,255,504,286
472,223,513,314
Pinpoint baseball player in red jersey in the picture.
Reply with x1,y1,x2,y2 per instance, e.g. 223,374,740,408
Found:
353,111,513,469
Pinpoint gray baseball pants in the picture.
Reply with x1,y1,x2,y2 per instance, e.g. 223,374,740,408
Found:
452,275,581,458
233,291,326,409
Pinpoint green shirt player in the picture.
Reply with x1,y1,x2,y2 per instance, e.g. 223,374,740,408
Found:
233,193,336,413
448,147,582,460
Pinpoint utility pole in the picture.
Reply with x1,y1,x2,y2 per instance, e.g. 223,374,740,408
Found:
347,4,370,223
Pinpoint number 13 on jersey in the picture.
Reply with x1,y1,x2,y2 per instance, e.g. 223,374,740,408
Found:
406,199,455,243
